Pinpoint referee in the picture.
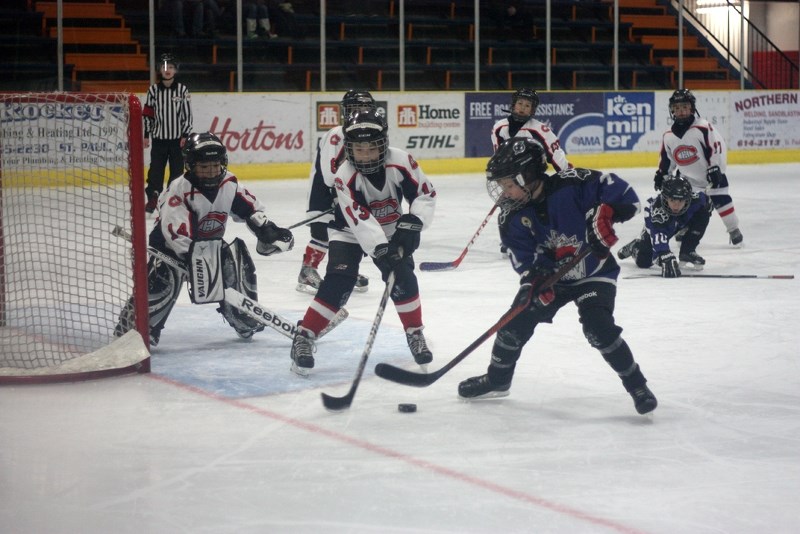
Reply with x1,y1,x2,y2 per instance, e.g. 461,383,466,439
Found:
144,53,193,213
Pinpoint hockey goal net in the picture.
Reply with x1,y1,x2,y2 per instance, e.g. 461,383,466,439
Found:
0,92,150,383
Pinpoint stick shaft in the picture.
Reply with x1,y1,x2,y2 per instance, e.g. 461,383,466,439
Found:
420,204,498,272
623,273,794,279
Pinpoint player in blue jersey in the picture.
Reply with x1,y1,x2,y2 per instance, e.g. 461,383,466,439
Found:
617,174,712,277
458,138,657,415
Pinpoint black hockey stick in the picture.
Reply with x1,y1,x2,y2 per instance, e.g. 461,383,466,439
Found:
623,273,794,280
420,203,499,272
375,247,592,387
320,269,397,411
287,208,335,230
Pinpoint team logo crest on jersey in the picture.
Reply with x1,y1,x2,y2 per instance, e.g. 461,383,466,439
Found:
197,212,227,239
369,198,401,224
545,231,585,280
333,177,345,192
672,145,700,165
168,195,182,207
407,154,419,169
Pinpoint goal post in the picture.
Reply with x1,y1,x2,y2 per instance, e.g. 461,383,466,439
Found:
0,92,151,383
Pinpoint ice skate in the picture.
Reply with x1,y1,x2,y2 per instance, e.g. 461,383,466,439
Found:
296,265,322,294
405,326,433,369
679,250,705,270
617,239,640,260
290,326,316,377
629,385,658,415
458,374,511,399
354,274,369,293
729,228,743,246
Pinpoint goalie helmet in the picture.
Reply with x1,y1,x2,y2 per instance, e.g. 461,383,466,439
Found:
340,89,376,123
344,109,388,175
660,174,692,216
668,89,697,127
486,138,549,212
510,87,540,122
182,132,228,190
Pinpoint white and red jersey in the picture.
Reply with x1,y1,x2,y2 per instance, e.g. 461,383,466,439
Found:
490,116,571,171
657,117,727,192
153,172,267,258
306,125,346,223
327,147,437,256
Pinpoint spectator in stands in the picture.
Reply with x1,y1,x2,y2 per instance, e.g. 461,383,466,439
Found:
144,53,193,214
244,0,278,39
166,0,203,38
202,0,224,38
267,1,304,38
487,1,533,41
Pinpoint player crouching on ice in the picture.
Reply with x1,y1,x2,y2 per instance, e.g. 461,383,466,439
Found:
115,132,294,346
458,138,657,415
617,174,712,277
289,109,437,377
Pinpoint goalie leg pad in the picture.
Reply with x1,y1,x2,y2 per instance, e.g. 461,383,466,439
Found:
218,239,264,336
147,254,186,342
188,239,225,304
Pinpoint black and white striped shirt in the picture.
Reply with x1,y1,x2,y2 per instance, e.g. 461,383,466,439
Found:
143,81,193,140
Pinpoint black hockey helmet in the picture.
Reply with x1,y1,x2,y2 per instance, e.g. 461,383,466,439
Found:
486,138,549,212
182,132,228,190
344,109,388,175
158,52,179,72
340,89,376,123
510,87,540,122
660,174,693,215
668,89,697,126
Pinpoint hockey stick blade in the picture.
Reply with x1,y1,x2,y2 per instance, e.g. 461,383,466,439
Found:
623,273,794,280
419,204,498,272
321,269,397,411
375,248,592,387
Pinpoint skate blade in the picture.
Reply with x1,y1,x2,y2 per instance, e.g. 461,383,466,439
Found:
458,390,511,401
416,363,429,373
679,261,704,271
290,362,311,377
295,283,319,295
352,285,369,293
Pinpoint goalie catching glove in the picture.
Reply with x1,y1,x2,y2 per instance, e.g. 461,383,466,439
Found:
515,264,555,310
247,212,294,256
585,203,618,258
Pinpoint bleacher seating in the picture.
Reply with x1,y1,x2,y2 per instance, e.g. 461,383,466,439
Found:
0,0,742,92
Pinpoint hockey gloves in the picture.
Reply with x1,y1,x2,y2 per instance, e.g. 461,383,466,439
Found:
516,265,555,311
657,251,682,278
374,243,411,283
707,165,723,188
653,169,665,191
390,214,424,255
585,204,618,259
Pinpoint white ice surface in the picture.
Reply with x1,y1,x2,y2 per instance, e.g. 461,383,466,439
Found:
1,164,799,534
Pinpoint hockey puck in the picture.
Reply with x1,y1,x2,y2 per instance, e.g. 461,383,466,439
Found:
397,403,417,413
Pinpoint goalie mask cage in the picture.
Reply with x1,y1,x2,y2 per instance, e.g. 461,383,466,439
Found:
0,92,150,384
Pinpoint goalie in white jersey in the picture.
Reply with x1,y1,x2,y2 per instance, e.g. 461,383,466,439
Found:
290,109,437,377
655,89,743,246
115,132,294,346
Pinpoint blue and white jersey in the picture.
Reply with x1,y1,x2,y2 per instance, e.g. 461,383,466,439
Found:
644,191,711,259
327,147,437,257
503,168,640,286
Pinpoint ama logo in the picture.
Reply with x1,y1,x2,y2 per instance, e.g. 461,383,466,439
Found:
604,93,654,151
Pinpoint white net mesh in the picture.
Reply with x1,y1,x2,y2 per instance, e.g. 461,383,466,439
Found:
0,93,148,378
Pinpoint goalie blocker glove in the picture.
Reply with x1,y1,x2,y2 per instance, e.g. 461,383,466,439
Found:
247,212,294,256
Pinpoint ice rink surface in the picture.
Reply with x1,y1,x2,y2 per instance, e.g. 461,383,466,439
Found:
2,163,799,534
